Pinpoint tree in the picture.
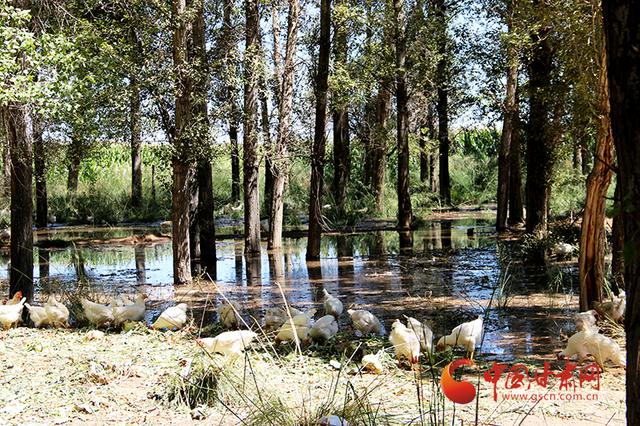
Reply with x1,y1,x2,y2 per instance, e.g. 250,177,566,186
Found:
434,0,451,205
307,0,331,261
268,0,299,250
602,2,640,423
33,116,48,227
243,0,261,254
524,1,557,238
331,0,350,215
578,15,613,311
496,0,520,231
171,0,196,284
394,0,412,230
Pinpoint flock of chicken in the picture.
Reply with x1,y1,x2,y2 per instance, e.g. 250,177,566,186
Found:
0,286,627,370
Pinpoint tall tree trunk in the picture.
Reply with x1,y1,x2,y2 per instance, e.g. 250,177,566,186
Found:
243,0,261,254
223,0,241,204
419,129,428,182
2,103,34,301
371,87,391,212
33,116,48,228
394,0,412,230
306,0,331,260
429,152,438,193
508,112,524,225
171,0,195,284
130,78,143,208
611,179,624,293
602,1,640,423
434,0,450,205
525,14,554,237
269,0,299,250
578,44,614,312
496,16,518,231
332,3,350,214
192,0,215,276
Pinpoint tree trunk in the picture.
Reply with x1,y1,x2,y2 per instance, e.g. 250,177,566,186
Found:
496,16,518,232
192,3,215,277
332,3,350,214
306,0,331,260
419,129,428,183
611,179,624,293
429,152,438,193
223,0,241,204
2,103,34,301
243,0,261,254
579,44,614,312
508,115,524,225
130,78,143,208
33,116,48,228
602,4,640,421
525,16,554,236
435,0,450,205
371,87,391,212
394,0,412,230
171,0,194,285
269,0,299,250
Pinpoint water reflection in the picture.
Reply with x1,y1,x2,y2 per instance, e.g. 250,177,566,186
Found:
0,217,579,360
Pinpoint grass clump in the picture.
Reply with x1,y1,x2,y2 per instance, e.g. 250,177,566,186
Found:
164,357,220,409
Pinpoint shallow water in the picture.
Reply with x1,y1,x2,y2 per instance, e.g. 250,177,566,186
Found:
0,215,579,361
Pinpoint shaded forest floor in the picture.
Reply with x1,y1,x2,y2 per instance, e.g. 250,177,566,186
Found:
0,325,625,425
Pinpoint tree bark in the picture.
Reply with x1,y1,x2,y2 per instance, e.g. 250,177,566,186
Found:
306,0,331,260
2,103,34,301
497,14,518,232
611,179,624,293
371,87,391,212
269,0,299,250
394,0,412,230
33,116,48,228
243,0,261,254
525,15,554,237
1,119,10,198
332,2,350,214
508,113,524,225
130,78,143,208
434,0,450,205
602,4,640,422
171,0,194,284
578,44,614,312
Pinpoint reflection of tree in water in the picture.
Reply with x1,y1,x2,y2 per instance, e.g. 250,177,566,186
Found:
38,248,50,284
135,246,146,284
245,254,261,285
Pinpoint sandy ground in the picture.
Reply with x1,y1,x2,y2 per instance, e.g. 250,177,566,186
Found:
0,326,626,425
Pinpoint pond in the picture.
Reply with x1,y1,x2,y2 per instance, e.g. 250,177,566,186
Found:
0,214,579,361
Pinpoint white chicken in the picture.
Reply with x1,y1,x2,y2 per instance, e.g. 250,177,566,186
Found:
389,319,420,365
574,310,598,332
80,298,115,328
152,303,188,330
361,352,384,374
323,289,343,318
112,294,146,326
45,295,70,328
405,316,433,354
3,291,22,305
560,330,625,369
264,306,303,331
347,309,381,336
309,315,339,341
197,330,258,357
25,303,49,328
593,294,625,322
436,315,484,360
274,310,315,345
219,301,242,328
0,297,26,330
553,242,575,258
